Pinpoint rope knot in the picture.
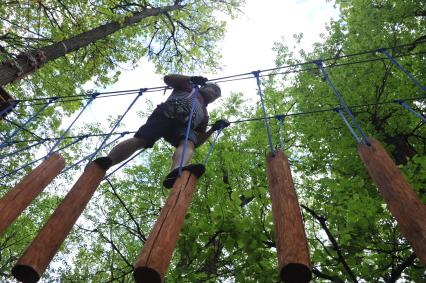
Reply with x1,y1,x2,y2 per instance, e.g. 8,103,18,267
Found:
251,70,261,78
91,92,100,98
314,60,323,67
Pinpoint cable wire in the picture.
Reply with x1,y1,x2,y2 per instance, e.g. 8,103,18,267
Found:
3,95,425,147
12,41,426,106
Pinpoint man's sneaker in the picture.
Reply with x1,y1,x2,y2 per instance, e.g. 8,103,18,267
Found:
163,164,206,188
92,156,113,171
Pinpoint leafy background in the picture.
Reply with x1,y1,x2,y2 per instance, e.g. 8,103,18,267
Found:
1,0,425,282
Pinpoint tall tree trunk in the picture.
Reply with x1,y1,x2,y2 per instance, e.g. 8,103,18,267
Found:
0,4,183,86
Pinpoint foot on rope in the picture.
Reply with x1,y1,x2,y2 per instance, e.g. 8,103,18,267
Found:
92,156,113,171
163,163,205,188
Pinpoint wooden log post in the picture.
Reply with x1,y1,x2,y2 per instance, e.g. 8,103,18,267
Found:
0,153,65,234
266,150,312,283
133,170,198,283
358,138,426,266
12,162,106,283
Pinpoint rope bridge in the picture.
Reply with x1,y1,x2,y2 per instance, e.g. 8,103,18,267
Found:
0,42,425,283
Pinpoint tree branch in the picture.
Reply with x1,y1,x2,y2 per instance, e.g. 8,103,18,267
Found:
312,267,345,283
387,253,417,283
301,205,358,283
106,179,147,242
0,3,184,86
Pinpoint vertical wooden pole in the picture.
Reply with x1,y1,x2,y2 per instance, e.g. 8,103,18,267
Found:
12,162,105,283
358,138,426,266
0,153,65,234
266,150,312,283
133,170,198,283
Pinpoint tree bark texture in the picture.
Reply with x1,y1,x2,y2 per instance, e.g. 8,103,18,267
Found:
0,86,15,118
266,150,312,283
0,153,65,234
358,138,426,266
133,170,198,283
0,4,182,86
12,162,105,283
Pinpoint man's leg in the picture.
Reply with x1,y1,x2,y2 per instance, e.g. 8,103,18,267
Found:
93,137,147,170
171,140,195,170
163,139,205,188
108,137,147,165
163,140,195,188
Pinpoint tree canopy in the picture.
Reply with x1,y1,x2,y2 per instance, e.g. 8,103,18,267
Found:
1,0,426,282
0,0,243,157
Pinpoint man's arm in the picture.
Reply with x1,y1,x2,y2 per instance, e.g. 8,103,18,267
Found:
196,127,216,147
195,119,230,147
164,74,208,90
164,74,192,90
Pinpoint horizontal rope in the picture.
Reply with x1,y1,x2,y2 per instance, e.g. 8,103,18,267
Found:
230,95,426,124
11,41,426,106
207,41,426,83
3,131,135,146
211,50,426,85
14,49,426,108
3,95,425,146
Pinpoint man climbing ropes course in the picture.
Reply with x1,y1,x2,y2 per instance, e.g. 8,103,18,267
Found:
92,74,230,188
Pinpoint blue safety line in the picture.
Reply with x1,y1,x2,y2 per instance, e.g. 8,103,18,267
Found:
87,89,145,164
380,49,426,95
0,99,53,149
104,148,146,179
252,71,275,156
0,139,49,160
394,99,426,122
2,117,45,143
315,61,370,145
335,108,361,143
63,133,127,174
276,115,285,151
203,127,223,166
178,86,199,176
47,93,99,156
0,136,86,180
0,101,17,117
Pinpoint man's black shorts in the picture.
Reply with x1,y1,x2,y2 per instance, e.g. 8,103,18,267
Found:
134,107,198,148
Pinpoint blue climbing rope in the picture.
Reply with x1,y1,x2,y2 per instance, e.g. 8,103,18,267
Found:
0,139,49,160
47,93,99,156
276,115,285,151
2,117,45,143
62,133,128,174
178,86,199,176
252,71,275,155
203,127,223,166
0,136,86,180
316,61,370,145
380,49,426,95
0,99,54,149
394,99,426,123
87,89,145,164
334,108,362,143
104,148,146,179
